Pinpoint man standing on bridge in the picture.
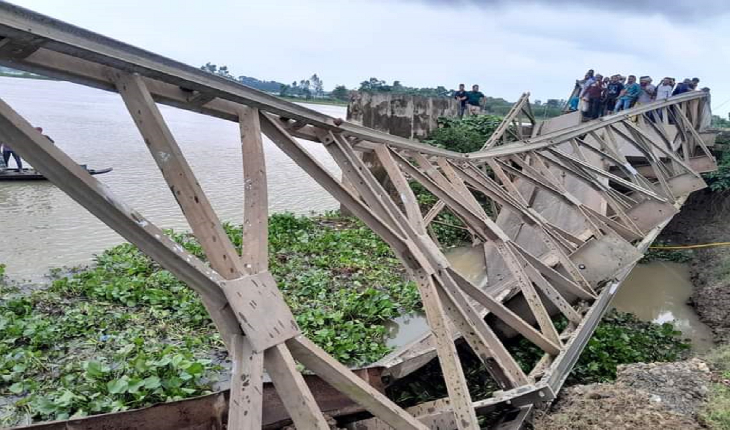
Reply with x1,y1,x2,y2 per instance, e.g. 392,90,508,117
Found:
466,84,485,116
614,75,641,112
454,84,468,118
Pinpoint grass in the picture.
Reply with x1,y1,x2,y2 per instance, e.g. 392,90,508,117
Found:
702,346,730,429
0,213,421,425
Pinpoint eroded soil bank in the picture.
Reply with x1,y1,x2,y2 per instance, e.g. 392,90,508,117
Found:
663,188,730,343
533,359,712,430
534,188,730,430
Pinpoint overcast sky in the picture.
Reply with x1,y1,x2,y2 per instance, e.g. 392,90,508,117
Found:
10,0,730,117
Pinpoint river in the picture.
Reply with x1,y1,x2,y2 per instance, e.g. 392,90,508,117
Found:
386,250,714,353
0,77,343,279
613,261,714,353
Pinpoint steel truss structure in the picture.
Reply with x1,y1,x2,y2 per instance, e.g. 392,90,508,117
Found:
0,3,718,429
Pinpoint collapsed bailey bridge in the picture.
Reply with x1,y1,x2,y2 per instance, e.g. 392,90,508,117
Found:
0,3,720,429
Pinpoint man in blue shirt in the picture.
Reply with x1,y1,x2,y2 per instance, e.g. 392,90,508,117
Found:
466,84,485,116
672,79,692,96
614,75,641,112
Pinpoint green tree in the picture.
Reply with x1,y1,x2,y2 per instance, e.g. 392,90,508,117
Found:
310,74,324,98
711,115,730,128
332,85,349,101
200,62,217,74
279,84,291,97
359,77,389,92
217,65,232,79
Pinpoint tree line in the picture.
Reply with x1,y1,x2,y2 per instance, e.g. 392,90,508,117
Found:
198,64,567,118
199,62,349,102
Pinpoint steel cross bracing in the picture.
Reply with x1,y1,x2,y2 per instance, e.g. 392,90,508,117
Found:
0,3,718,429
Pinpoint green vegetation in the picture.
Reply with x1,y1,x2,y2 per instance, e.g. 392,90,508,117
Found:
0,213,421,425
424,114,503,153
641,241,694,263
711,115,730,129
279,96,348,107
199,62,285,93
331,85,350,102
388,310,689,407
702,346,730,429
406,114,503,248
704,150,730,192
358,78,450,98
566,311,689,384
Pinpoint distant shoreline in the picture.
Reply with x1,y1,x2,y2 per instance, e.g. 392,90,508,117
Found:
282,96,348,107
0,71,55,81
0,73,348,107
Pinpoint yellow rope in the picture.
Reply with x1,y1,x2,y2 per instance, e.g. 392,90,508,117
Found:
649,242,730,250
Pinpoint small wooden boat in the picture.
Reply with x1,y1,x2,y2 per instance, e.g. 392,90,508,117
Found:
0,166,112,181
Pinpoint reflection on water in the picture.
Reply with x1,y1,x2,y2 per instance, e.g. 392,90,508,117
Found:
0,77,344,278
384,246,485,347
385,313,428,348
612,261,714,353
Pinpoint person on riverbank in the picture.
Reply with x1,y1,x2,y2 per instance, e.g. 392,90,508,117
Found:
466,84,485,115
614,75,641,112
454,84,468,118
2,142,22,171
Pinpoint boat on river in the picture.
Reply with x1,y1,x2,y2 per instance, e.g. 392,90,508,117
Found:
0,166,112,181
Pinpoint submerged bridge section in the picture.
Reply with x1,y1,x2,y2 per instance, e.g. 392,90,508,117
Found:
0,3,718,429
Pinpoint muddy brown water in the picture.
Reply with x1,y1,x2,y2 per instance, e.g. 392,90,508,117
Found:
386,248,714,353
612,261,714,353
0,77,344,279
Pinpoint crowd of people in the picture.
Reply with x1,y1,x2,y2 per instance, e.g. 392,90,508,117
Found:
571,69,709,120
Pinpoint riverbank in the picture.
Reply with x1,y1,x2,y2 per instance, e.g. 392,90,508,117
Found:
284,96,348,107
533,346,730,430
532,171,730,429
0,71,53,80
660,188,730,343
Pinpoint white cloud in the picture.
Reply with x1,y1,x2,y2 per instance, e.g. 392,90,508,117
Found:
8,0,730,117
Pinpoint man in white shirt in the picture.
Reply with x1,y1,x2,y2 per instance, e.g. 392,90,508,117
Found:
656,77,674,100
637,76,656,105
